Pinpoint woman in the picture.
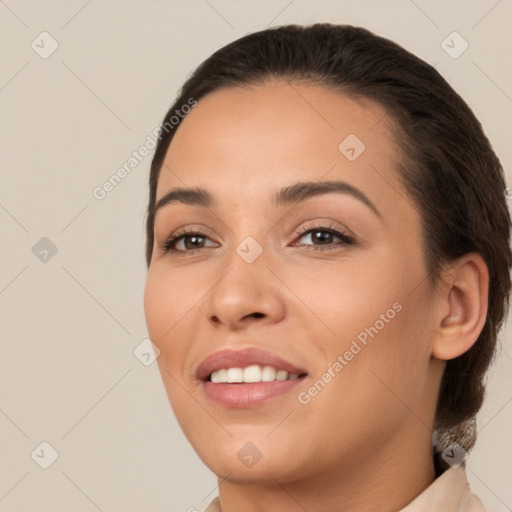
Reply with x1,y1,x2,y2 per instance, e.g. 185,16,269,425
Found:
143,24,511,511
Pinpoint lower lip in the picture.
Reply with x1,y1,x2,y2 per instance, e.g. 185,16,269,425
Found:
203,379,305,408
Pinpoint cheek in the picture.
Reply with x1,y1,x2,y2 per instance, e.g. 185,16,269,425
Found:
143,265,199,363
292,299,432,458
284,247,430,396
334,295,432,431
282,247,406,342
144,268,174,340
143,267,203,422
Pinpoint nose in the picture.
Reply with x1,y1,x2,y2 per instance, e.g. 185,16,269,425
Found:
204,255,286,330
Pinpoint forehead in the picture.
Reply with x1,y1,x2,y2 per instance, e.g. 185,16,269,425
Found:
156,81,410,217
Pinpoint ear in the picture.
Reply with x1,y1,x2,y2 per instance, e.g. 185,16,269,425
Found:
431,253,489,361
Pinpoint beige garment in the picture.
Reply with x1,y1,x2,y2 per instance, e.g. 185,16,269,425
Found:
203,465,486,512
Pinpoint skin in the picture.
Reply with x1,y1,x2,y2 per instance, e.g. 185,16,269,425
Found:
143,81,489,512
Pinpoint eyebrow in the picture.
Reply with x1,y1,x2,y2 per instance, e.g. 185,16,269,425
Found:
152,180,381,219
274,180,381,218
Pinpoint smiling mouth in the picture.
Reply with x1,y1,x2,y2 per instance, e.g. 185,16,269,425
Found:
197,347,308,407
206,364,308,383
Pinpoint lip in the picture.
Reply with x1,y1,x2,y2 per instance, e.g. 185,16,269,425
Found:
196,347,308,408
203,380,305,408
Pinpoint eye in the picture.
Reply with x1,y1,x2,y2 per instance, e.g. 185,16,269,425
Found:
162,229,218,252
292,225,355,250
161,224,354,254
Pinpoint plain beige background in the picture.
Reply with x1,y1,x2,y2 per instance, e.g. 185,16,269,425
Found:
1,1,511,510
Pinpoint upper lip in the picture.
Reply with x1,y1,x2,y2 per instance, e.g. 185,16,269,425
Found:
196,347,308,381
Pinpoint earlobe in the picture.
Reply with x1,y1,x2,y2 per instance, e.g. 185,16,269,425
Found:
432,253,489,361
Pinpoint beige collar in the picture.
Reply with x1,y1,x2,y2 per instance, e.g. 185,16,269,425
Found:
399,465,485,511
203,465,485,512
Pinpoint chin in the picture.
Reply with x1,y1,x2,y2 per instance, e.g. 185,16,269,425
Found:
188,430,313,484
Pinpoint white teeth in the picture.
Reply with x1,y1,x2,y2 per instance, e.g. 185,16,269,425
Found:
275,370,288,381
209,365,302,383
226,368,244,383
243,365,262,383
261,365,276,382
210,369,227,383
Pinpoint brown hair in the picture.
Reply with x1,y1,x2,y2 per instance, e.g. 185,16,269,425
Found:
145,23,511,460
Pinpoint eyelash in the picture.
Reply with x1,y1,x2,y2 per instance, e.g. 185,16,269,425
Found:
292,224,355,251
162,224,355,254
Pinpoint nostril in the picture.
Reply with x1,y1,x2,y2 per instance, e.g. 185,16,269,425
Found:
251,312,265,318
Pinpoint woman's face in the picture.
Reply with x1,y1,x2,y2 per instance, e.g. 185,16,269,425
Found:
144,82,442,483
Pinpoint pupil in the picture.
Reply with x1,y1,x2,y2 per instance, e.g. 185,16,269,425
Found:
314,231,331,244
186,235,203,249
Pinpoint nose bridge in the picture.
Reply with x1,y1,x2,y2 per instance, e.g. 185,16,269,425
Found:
204,232,285,327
